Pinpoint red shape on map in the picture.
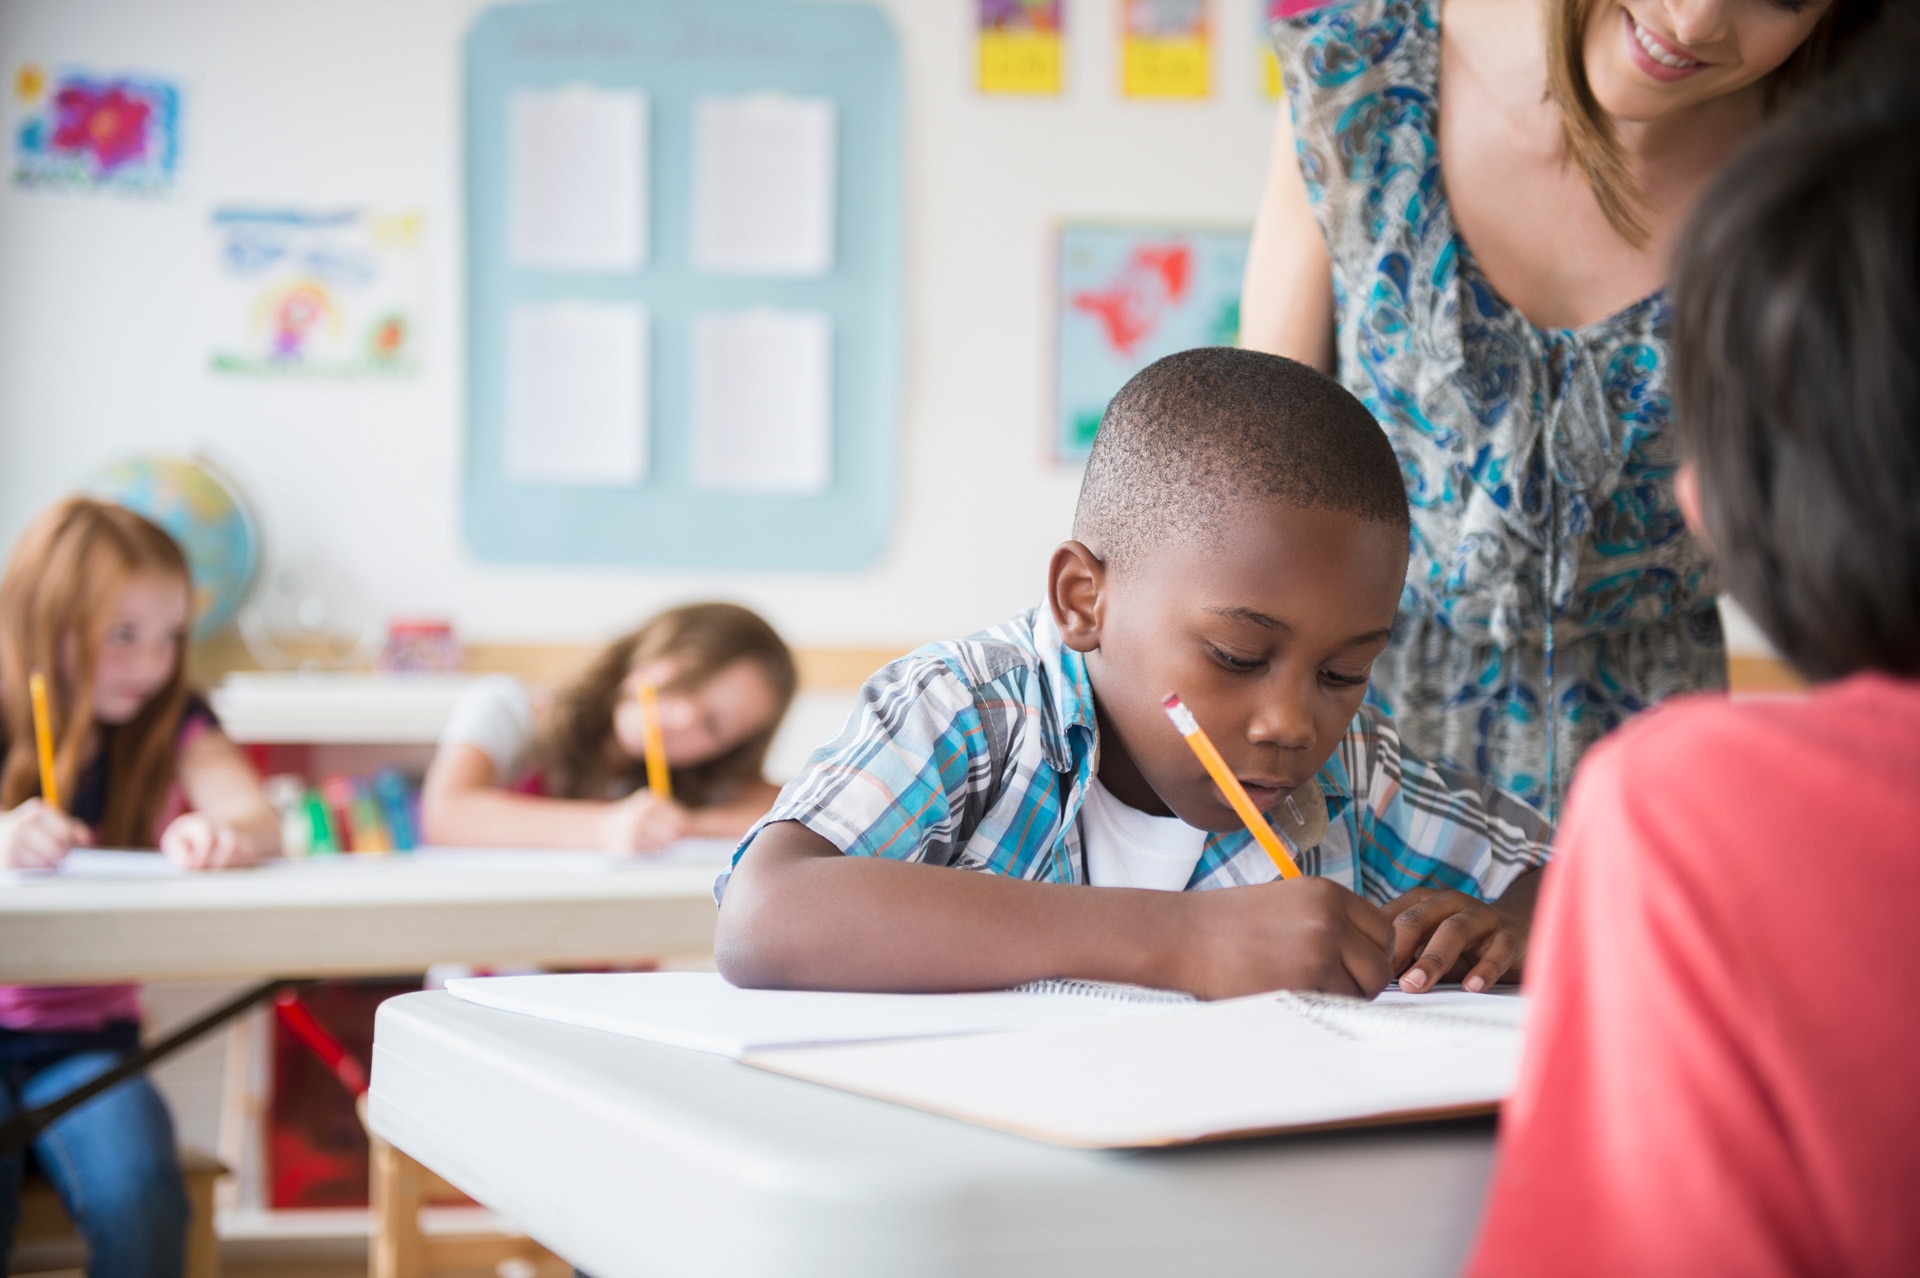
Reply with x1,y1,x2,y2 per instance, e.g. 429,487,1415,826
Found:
52,85,153,171
1070,244,1194,359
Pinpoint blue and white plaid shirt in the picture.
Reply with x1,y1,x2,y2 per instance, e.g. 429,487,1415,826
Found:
723,608,1551,901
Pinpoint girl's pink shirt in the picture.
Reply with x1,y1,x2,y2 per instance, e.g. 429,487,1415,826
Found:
0,713,218,1033
1470,673,1920,1277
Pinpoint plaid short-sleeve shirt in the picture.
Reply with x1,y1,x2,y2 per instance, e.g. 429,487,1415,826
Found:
722,608,1552,901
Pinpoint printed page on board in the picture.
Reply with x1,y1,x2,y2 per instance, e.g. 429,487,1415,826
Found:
691,95,837,277
507,86,648,272
689,310,833,494
504,301,650,486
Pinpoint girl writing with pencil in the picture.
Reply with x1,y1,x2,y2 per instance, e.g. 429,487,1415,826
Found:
421,602,796,851
0,497,282,1277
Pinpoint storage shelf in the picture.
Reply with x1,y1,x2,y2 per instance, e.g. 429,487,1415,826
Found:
211,673,477,745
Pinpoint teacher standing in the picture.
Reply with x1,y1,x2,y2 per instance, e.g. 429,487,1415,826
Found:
1242,0,1879,815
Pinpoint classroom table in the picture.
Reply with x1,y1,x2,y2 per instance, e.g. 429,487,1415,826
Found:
0,846,730,985
368,990,1500,1278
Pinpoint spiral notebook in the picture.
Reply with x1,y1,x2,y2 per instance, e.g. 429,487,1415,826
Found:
446,971,1525,1147
747,989,1526,1148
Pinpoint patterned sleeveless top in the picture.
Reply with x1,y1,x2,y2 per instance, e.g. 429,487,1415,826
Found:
1271,0,1724,814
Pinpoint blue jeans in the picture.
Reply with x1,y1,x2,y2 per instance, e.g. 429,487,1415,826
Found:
0,1021,188,1278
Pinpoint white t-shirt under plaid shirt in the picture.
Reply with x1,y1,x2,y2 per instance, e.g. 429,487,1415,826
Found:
719,608,1552,902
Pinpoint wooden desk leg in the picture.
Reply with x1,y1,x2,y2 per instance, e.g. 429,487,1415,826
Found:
370,1135,426,1278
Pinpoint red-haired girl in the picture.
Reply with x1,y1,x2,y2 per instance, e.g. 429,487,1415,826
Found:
0,497,281,1277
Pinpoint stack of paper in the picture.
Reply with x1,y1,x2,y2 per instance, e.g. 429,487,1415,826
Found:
445,972,1526,1148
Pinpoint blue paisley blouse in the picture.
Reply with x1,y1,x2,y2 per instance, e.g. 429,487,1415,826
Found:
1273,0,1724,816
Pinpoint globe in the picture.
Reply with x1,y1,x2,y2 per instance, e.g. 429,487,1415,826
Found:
85,455,260,640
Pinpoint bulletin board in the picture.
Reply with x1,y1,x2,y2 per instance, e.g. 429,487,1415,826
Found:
462,0,902,570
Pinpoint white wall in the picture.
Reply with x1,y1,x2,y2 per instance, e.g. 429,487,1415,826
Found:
0,0,1281,649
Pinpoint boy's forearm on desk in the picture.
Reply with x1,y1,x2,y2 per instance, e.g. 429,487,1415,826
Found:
716,823,1182,993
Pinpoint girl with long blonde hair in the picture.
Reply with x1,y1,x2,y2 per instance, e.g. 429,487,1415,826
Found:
422,602,797,850
0,497,281,1276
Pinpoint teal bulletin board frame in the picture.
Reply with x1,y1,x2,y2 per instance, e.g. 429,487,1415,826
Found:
463,0,902,569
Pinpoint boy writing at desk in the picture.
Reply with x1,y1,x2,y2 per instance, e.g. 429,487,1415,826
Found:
718,349,1551,998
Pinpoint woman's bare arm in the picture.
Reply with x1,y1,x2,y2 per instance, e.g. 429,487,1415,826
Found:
1240,99,1336,371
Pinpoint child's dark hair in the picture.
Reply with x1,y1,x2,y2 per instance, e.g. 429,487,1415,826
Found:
1074,347,1408,572
1670,28,1920,683
534,602,796,805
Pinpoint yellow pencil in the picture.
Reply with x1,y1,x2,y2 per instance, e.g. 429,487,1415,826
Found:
636,681,672,801
1161,693,1301,879
28,670,61,814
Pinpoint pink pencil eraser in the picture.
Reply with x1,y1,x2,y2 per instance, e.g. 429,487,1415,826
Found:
1162,693,1181,709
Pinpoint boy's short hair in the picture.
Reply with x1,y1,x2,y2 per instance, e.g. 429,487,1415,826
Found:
1073,347,1408,572
1671,43,1920,681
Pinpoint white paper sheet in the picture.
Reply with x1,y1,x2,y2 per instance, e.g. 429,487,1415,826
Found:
691,95,836,277
3,849,183,881
444,971,1173,1059
508,86,647,272
750,991,1526,1148
505,301,649,487
690,310,832,494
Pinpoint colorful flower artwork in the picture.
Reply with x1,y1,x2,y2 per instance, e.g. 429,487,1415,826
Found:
1055,223,1248,460
12,63,180,193
209,209,425,377
978,1,1065,95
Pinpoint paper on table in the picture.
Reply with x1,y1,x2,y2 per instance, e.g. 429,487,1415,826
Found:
508,86,647,272
691,94,836,277
505,301,649,487
3,849,183,880
411,840,737,873
750,991,1527,1148
443,971,1172,1059
690,310,832,494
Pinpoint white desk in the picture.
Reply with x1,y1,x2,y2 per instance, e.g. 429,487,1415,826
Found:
0,848,728,984
369,991,1497,1278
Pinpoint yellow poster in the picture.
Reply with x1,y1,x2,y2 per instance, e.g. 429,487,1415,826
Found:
1260,1,1287,98
978,0,1064,96
1121,0,1210,100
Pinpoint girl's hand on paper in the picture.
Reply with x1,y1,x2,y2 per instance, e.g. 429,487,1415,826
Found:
0,798,92,870
602,789,692,852
1176,876,1394,1000
1384,870,1541,993
161,812,259,871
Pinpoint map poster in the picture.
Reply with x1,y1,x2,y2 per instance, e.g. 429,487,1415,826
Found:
1120,0,1210,100
208,208,424,377
12,63,181,194
978,0,1064,95
1054,223,1248,461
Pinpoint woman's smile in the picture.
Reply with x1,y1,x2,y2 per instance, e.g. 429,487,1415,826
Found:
1625,9,1711,82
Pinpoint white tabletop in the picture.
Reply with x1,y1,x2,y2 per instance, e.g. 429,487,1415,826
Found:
0,846,729,984
369,991,1498,1278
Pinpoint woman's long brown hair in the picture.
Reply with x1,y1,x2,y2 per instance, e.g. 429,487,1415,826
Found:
1546,0,1881,247
0,499,194,847
531,602,796,806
